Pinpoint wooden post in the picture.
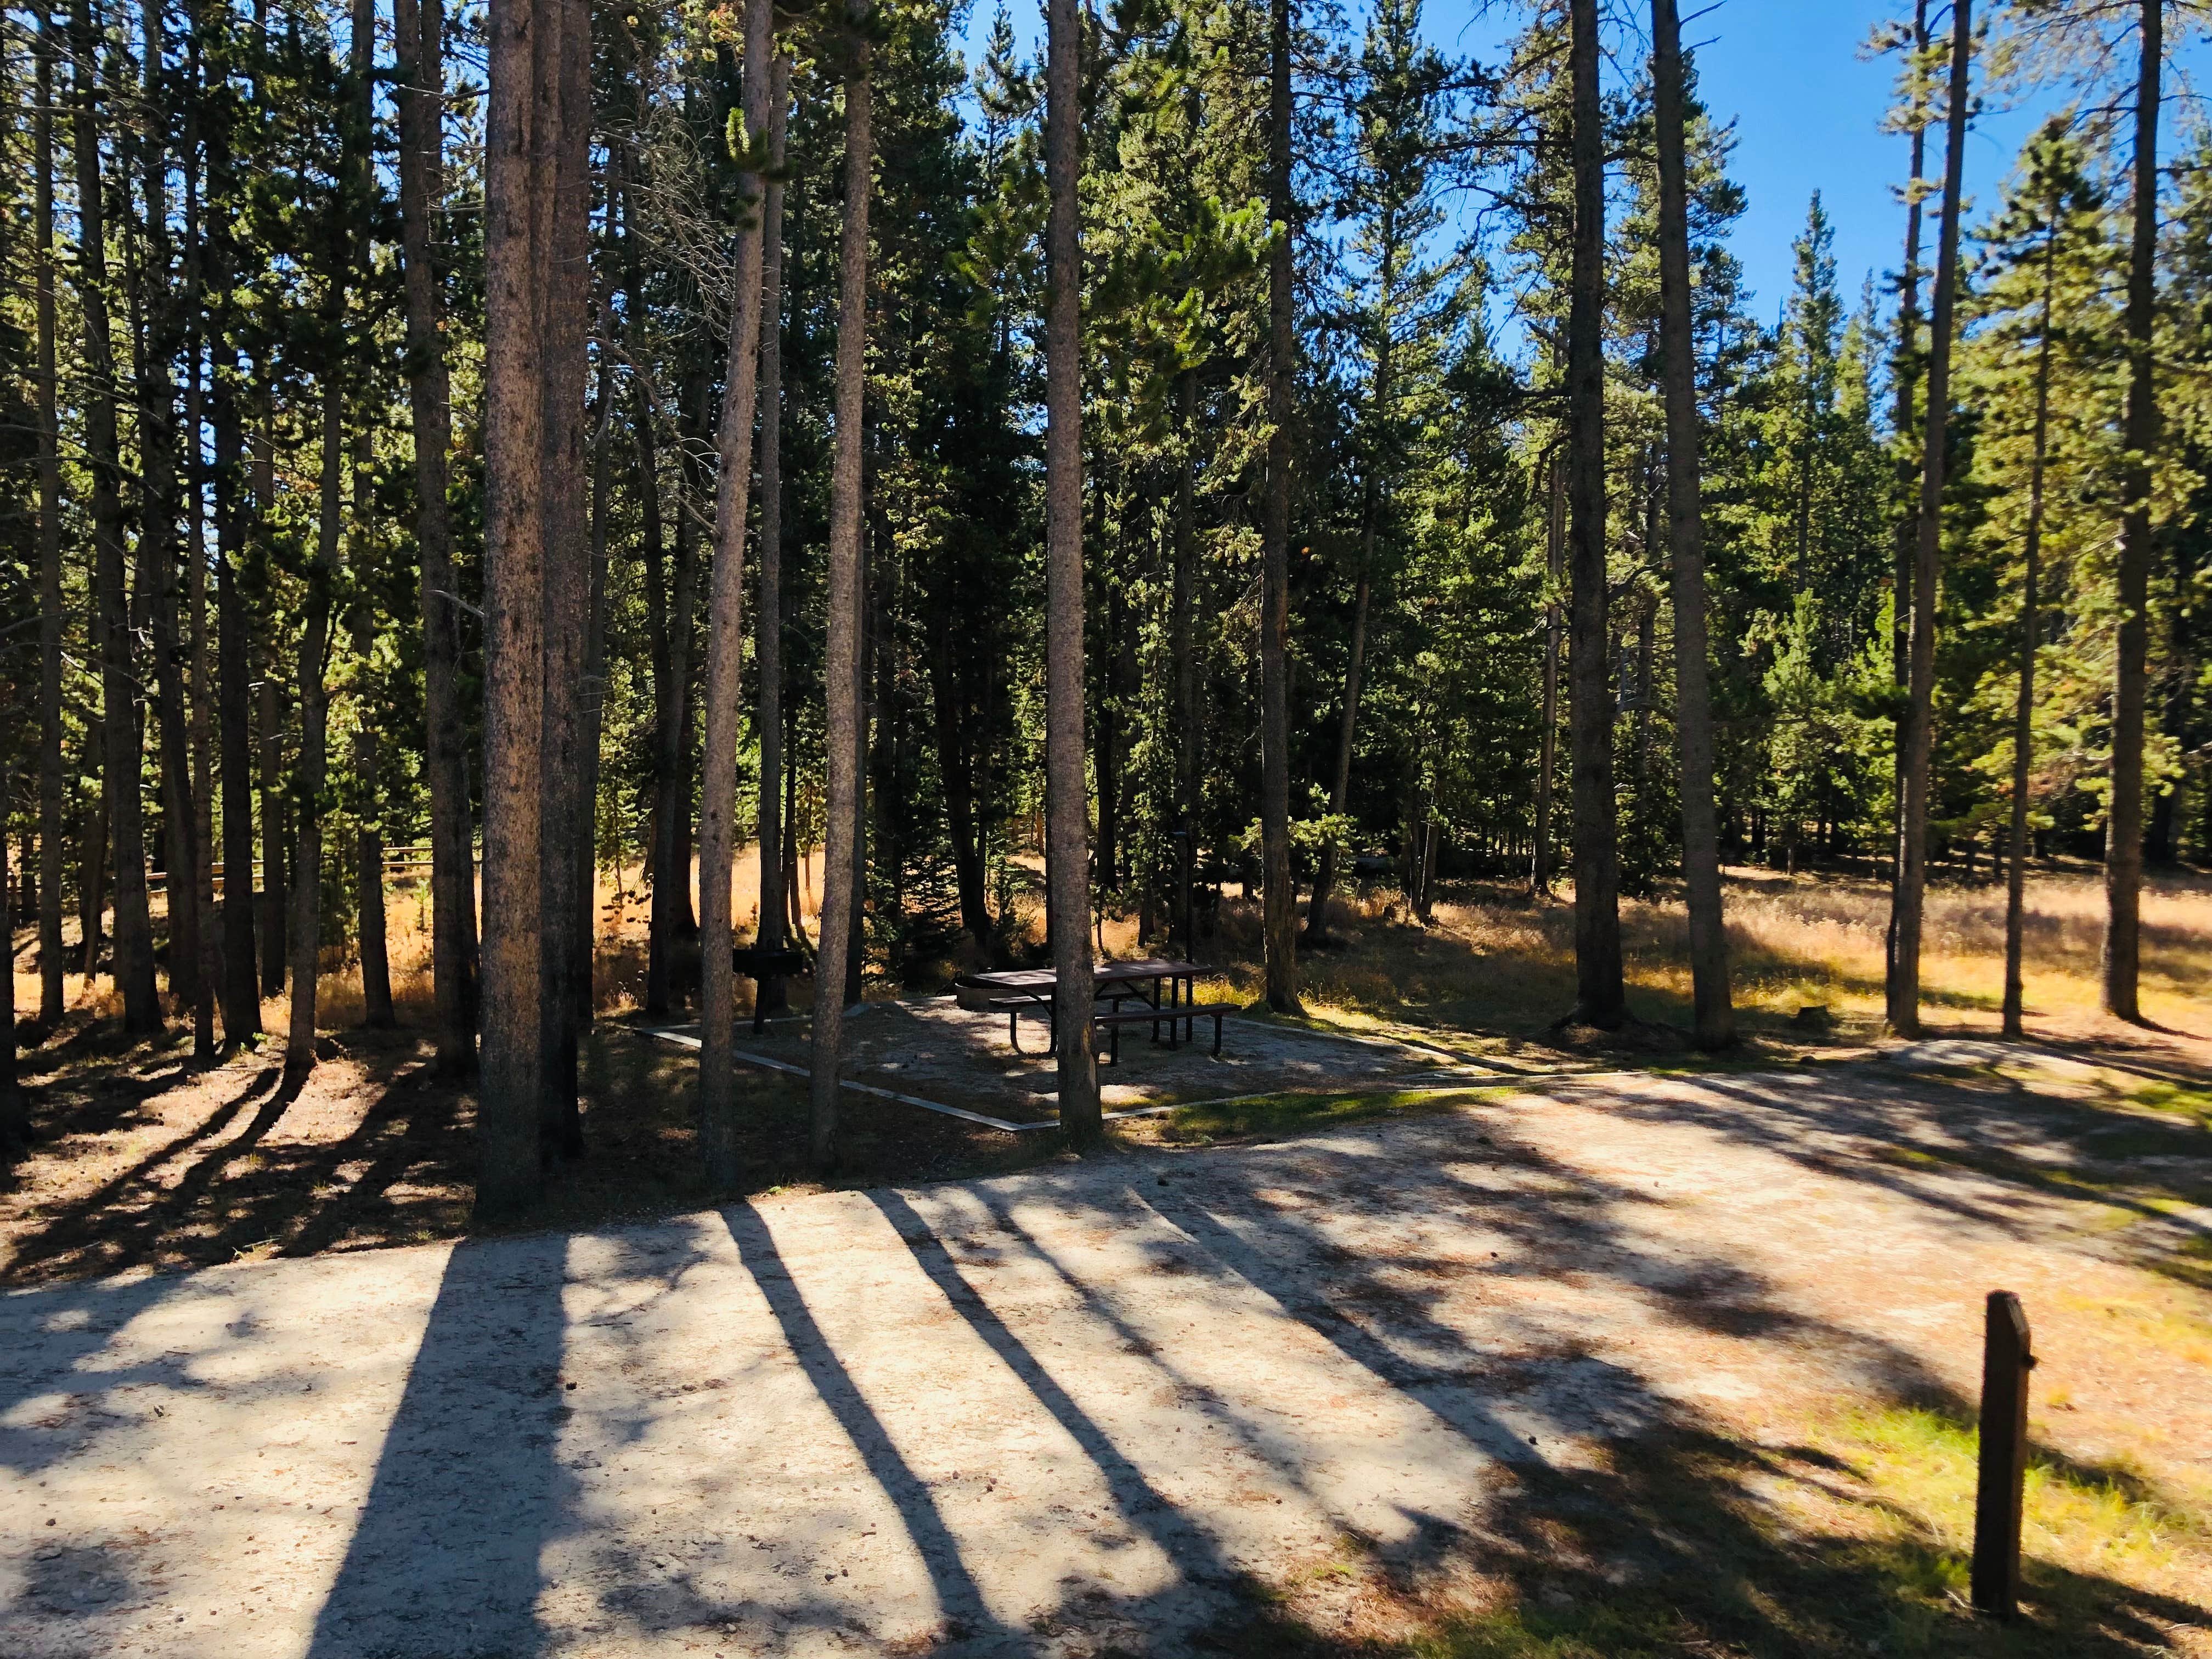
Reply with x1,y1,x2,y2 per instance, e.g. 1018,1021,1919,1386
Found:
1972,1290,2033,1620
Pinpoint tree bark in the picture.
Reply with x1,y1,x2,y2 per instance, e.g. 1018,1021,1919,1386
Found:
537,0,592,1159
755,52,792,1014
72,0,160,1034
1889,0,1931,972
646,373,707,1011
1651,0,1734,1049
254,397,287,1000
2104,0,2162,1022
286,387,339,1071
34,20,65,1030
476,0,571,1216
809,0,875,1175
2004,221,2059,1041
212,299,260,1035
1260,0,1302,1014
1533,452,1562,896
351,431,394,1029
138,0,202,1034
1566,0,1623,1027
1,754,22,1147
577,338,613,1031
1887,0,1971,1038
285,0,373,1074
182,16,219,1059
698,0,775,1188
396,0,476,1073
1041,0,1101,1140
1173,370,1199,953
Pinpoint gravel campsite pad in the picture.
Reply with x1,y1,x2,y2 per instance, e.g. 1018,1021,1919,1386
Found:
3,1051,2209,1657
675,997,1483,1125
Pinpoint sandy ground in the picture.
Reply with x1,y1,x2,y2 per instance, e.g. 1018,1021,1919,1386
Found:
3,1048,2209,1657
712,1000,1481,1124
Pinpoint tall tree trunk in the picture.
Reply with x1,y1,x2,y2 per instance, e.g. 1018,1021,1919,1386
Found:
1887,0,1971,1038
79,777,106,978
286,387,339,1070
1173,370,1199,953
254,394,287,1000
477,0,574,1216
286,0,373,1073
1887,0,1930,977
397,0,476,1072
1532,452,1562,897
71,0,161,1034
698,0,774,1189
624,140,673,1017
755,52,792,1012
1097,546,1120,896
2104,0,2162,1022
929,636,992,944
1041,0,1101,1140
2004,223,2059,1041
1259,0,1301,1014
138,0,202,1031
214,352,259,1036
576,342,613,1030
1305,519,1371,944
182,17,218,1058
1308,227,1397,945
537,0,592,1159
1,755,22,1148
351,430,394,1029
809,0,875,1175
1565,0,1623,1028
34,20,66,1030
646,373,706,1011
1652,0,1734,1049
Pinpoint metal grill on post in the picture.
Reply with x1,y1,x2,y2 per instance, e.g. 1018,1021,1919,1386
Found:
1971,1290,2033,1620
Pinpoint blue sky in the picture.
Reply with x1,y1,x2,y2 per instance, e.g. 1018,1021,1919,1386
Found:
956,0,2206,332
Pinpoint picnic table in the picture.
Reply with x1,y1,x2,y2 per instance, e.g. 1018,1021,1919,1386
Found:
953,958,1231,1062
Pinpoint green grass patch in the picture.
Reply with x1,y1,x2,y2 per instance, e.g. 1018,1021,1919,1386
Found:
2130,1080,2212,1131
1150,1086,1491,1144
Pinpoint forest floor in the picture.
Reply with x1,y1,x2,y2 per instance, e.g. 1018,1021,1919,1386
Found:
6,860,2208,1285
3,863,2210,1654
3,1041,2210,1657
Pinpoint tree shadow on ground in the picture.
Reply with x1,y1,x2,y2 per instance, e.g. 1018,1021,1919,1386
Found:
303,1231,572,1659
0,1027,469,1283
7,1064,2205,1656
1536,1060,2211,1293
0,1015,1088,1289
1088,1122,2208,1656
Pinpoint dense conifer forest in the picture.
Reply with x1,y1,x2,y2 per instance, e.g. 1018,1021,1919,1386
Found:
1,0,2206,1203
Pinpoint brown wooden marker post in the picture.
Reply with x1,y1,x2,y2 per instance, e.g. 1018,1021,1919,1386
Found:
1972,1290,2033,1619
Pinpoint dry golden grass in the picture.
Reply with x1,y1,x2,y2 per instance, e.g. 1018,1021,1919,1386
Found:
1164,861,2212,1055
14,855,2210,1060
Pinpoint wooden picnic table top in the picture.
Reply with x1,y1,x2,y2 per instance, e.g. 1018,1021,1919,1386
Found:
956,958,1209,994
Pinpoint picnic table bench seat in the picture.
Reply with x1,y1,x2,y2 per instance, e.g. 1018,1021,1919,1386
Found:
989,991,1233,1063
